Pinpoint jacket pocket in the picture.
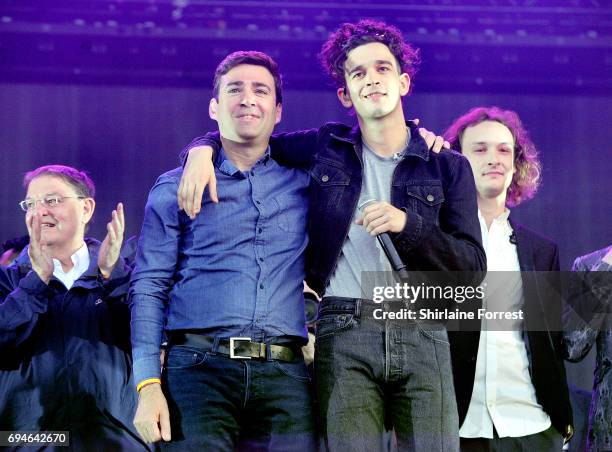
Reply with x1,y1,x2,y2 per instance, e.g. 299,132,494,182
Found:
310,160,351,187
309,160,351,214
405,182,445,226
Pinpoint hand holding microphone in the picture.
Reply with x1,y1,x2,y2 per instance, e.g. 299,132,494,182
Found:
357,199,410,279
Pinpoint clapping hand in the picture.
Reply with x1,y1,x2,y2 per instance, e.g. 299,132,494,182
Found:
25,211,53,284
98,203,125,279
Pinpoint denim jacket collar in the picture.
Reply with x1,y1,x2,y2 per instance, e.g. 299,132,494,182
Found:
329,120,430,162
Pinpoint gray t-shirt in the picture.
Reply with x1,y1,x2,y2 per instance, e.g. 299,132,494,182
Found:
326,134,409,299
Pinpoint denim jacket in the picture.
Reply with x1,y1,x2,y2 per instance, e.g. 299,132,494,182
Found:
188,120,486,296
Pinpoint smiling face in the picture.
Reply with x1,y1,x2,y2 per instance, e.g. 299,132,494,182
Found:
461,120,516,203
338,42,410,122
209,64,282,146
24,175,94,252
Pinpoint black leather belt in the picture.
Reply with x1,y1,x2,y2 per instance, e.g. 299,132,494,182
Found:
170,333,296,362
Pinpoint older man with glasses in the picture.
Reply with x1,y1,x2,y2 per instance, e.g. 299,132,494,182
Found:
0,164,147,451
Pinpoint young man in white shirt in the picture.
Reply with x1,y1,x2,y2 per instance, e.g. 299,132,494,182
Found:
444,107,573,451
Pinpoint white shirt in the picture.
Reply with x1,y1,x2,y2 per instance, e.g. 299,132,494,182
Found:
459,210,551,438
52,243,90,290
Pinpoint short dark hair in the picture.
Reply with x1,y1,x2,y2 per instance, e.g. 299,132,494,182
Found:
212,51,283,104
319,19,420,90
23,164,96,199
444,106,541,207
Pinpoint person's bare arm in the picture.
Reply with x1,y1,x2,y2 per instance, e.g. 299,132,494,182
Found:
133,383,171,443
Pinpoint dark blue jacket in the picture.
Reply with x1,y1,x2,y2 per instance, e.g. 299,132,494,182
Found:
188,120,486,296
0,239,146,450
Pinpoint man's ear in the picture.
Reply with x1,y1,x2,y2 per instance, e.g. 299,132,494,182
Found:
209,98,218,120
337,87,353,108
275,103,283,125
82,198,95,226
399,73,410,97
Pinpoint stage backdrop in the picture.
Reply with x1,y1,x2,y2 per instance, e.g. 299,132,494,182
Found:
0,81,609,394
1,83,609,270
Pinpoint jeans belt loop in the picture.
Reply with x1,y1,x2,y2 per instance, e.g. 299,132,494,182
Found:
212,335,221,353
265,341,272,361
355,298,361,318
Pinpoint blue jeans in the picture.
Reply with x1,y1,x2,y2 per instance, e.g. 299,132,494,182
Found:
314,297,459,452
160,340,317,451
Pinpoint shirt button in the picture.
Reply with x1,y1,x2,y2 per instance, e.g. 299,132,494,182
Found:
321,175,329,182
258,227,263,233
259,283,264,289
250,170,255,176
255,200,261,205
426,194,435,202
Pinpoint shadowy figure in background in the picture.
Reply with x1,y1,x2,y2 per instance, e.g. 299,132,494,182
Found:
564,245,612,452
0,235,29,267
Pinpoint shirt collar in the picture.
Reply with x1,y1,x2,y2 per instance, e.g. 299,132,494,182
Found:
478,208,511,224
52,242,90,274
216,146,271,177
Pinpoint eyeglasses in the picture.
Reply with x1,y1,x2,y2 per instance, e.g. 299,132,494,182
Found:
19,195,85,212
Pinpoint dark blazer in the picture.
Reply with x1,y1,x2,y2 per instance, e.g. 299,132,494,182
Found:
448,218,573,439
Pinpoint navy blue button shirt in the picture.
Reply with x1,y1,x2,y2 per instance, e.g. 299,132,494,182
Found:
129,147,310,384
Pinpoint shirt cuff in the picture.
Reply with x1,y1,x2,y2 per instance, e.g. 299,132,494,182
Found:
19,270,54,298
132,356,162,388
100,258,130,281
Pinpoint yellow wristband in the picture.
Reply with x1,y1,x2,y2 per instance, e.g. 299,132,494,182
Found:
137,378,161,393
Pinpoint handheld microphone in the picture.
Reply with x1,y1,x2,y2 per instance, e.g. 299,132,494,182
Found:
359,199,410,280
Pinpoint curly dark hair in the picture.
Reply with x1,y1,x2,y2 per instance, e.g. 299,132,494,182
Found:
444,106,542,207
213,50,282,104
319,19,420,90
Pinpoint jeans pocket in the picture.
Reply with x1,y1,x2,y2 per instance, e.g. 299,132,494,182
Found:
315,314,356,340
166,345,209,370
273,359,311,382
416,323,450,346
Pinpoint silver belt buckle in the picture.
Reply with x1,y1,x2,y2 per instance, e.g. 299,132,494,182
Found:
229,337,252,359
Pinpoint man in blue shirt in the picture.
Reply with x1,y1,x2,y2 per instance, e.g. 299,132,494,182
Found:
178,20,485,452
129,52,315,450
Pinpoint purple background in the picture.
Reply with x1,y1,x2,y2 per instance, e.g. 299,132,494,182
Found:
0,1,610,396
